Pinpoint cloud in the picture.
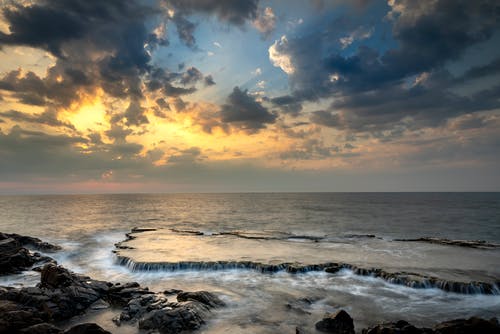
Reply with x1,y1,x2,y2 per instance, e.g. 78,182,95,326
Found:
253,7,276,38
123,100,149,126
0,109,76,130
269,36,296,75
171,13,197,47
310,110,343,128
279,138,339,160
167,147,203,164
252,67,262,76
339,26,373,49
267,0,500,136
166,0,260,48
270,95,302,116
180,67,203,85
220,87,276,131
204,75,216,86
166,0,259,25
0,0,210,125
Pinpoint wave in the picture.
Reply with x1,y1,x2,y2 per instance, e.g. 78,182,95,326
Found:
114,255,500,295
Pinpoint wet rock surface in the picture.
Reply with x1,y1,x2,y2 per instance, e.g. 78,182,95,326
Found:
315,309,355,333
0,232,58,275
2,232,500,334
362,317,500,334
116,289,225,333
394,237,500,249
0,260,224,333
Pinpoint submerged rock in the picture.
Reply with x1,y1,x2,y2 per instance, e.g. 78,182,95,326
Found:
315,309,355,334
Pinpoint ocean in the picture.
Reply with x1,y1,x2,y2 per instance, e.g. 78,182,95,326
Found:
0,193,499,333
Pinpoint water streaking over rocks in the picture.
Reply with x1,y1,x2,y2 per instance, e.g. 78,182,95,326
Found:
1,193,500,333
114,228,500,295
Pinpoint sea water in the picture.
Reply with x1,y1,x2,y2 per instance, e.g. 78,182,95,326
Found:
0,193,499,332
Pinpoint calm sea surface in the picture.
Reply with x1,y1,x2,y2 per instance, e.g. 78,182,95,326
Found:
0,193,499,333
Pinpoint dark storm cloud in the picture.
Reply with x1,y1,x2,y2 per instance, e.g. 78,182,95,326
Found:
0,0,203,127
272,0,500,135
270,95,303,116
457,57,500,82
166,0,259,25
310,81,500,135
166,0,259,48
220,87,276,131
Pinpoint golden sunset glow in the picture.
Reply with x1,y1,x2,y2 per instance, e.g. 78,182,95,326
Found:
0,0,499,193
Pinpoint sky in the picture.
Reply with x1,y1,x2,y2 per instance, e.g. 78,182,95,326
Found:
0,0,499,194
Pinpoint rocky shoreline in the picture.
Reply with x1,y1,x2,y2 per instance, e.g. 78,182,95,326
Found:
1,232,499,334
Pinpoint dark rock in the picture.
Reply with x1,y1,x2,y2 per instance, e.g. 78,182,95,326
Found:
325,264,343,274
40,264,74,289
0,309,45,333
116,290,224,334
434,316,500,334
164,288,183,295
177,291,225,307
20,323,62,334
0,233,59,276
107,281,154,306
63,323,111,334
139,302,209,334
315,310,355,334
0,232,61,252
394,237,500,249
131,227,157,233
362,320,430,334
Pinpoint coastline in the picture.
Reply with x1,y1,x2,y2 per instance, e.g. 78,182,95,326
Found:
1,231,499,334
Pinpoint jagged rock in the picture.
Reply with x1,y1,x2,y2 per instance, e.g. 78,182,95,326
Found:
40,264,74,288
20,323,62,334
107,281,154,306
0,233,59,275
0,309,46,333
138,302,209,334
315,310,355,334
63,323,111,334
177,291,225,307
115,289,224,334
434,317,500,334
0,233,61,252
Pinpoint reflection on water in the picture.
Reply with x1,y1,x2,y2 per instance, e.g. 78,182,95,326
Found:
0,193,499,332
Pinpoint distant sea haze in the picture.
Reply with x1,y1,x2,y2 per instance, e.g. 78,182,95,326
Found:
1,192,499,332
